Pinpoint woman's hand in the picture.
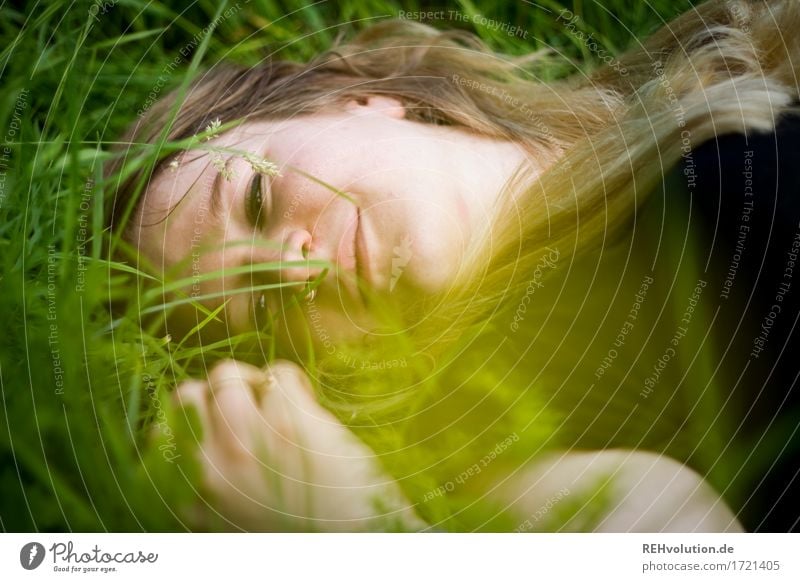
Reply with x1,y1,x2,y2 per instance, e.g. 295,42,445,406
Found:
172,359,426,532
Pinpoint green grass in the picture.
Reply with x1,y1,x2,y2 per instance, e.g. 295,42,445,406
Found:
0,0,721,532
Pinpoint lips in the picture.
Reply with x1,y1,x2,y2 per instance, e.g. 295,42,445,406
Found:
354,207,370,285
354,207,376,305
334,207,368,305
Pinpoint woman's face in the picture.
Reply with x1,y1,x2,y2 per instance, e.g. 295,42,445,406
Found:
134,96,527,349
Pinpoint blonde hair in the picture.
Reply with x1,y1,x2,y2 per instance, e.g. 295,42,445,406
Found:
434,0,800,346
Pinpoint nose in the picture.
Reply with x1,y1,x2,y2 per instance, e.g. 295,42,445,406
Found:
275,229,326,285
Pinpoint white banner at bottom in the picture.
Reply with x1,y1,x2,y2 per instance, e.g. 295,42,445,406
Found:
0,533,797,581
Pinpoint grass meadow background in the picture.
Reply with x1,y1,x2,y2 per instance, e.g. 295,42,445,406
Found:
0,0,755,532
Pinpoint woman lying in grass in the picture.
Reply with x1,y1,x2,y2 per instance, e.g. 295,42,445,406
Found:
107,0,800,531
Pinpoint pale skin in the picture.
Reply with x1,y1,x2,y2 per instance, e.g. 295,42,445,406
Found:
139,96,744,531
137,96,527,346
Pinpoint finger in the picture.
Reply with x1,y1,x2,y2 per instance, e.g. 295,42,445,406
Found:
264,360,324,414
209,359,271,401
254,361,328,514
261,362,417,529
206,359,271,457
260,360,361,462
172,380,211,431
258,360,328,442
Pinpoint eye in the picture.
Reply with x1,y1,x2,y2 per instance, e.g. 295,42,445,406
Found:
246,172,266,230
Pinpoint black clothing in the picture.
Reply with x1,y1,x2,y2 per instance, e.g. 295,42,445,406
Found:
663,111,800,531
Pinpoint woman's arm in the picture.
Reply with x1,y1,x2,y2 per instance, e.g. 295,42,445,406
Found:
171,359,427,532
487,450,743,532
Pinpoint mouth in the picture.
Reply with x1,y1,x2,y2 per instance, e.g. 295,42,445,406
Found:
335,206,370,307
354,206,371,306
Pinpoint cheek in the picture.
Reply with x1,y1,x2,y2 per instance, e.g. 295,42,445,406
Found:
273,174,320,221
455,195,471,224
399,211,469,294
361,192,469,295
